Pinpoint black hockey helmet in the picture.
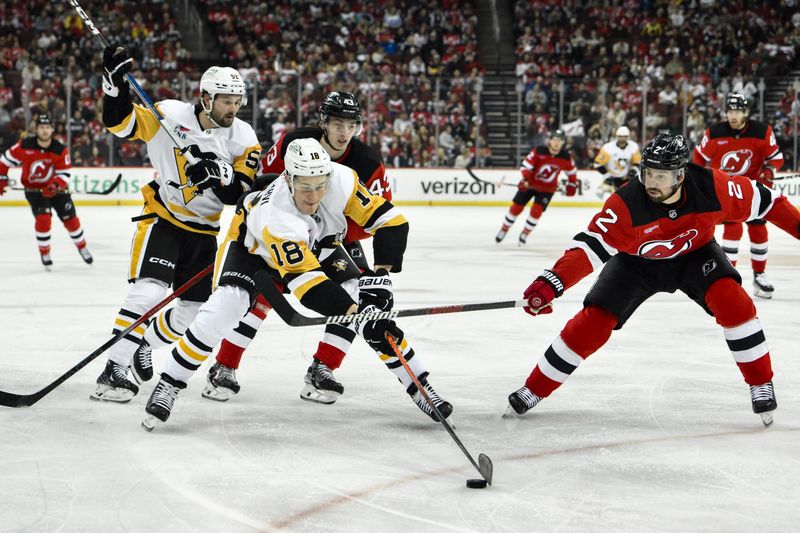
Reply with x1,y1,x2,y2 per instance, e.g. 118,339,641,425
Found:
640,131,689,171
319,91,362,123
36,113,52,126
725,93,748,112
549,129,566,141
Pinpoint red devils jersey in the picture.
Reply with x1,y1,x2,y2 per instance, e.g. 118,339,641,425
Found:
519,145,576,193
261,127,389,242
692,120,784,184
552,164,788,289
0,136,71,190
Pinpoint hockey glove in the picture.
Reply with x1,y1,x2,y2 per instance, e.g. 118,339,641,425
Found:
41,178,67,199
627,166,640,181
522,269,564,316
183,145,234,192
355,309,405,355
759,167,775,187
102,47,133,98
0,175,8,196
358,268,394,312
565,178,578,197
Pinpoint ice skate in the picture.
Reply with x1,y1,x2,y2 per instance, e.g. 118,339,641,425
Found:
518,232,529,246
40,253,53,271
495,229,507,243
753,272,774,299
749,381,777,427
408,374,453,422
78,247,93,265
131,340,153,384
504,386,542,417
90,360,139,403
300,358,343,404
142,373,186,431
202,361,240,402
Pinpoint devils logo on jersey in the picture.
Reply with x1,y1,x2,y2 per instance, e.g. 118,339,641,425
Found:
638,229,699,259
719,149,753,176
534,163,561,183
28,159,55,183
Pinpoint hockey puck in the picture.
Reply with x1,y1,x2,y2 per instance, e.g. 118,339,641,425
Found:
466,478,488,489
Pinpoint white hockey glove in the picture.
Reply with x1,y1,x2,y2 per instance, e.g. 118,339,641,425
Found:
102,47,133,98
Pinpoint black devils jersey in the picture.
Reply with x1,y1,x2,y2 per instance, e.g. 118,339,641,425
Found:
261,127,389,242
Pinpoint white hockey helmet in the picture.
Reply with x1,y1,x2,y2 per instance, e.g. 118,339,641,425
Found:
616,126,630,137
200,66,247,109
284,138,332,180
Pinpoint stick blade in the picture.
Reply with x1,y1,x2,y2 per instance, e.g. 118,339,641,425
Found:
0,391,32,408
478,453,493,485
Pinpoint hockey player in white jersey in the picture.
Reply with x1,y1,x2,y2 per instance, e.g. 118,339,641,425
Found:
594,126,642,196
91,47,261,402
141,138,453,430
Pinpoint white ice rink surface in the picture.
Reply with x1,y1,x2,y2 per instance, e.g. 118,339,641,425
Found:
1,203,799,532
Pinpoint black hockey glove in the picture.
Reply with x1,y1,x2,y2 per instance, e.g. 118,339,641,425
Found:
102,47,133,98
183,145,234,192
357,268,393,312
627,166,639,180
355,310,405,355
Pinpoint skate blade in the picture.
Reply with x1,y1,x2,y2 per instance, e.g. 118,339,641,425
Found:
141,415,160,432
759,412,774,427
89,386,135,403
753,290,773,300
299,384,339,405
502,404,522,419
201,384,234,402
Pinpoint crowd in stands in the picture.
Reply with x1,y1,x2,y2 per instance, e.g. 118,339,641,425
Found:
2,0,799,171
196,0,484,167
0,0,190,167
515,0,800,168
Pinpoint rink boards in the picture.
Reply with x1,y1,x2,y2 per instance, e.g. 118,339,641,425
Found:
1,167,799,207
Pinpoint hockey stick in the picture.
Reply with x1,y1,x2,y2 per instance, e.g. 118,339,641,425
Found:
0,263,213,408
465,164,515,189
258,275,525,327
68,0,198,167
10,173,122,195
387,335,493,485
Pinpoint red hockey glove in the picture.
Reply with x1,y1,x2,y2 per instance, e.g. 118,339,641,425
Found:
522,269,564,316
42,178,67,199
0,175,8,196
759,167,775,187
565,179,578,197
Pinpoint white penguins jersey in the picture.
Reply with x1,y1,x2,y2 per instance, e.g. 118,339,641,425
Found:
222,161,407,306
594,140,642,178
107,99,261,235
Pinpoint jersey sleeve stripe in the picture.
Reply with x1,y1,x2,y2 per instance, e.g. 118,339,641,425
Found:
764,147,783,161
287,271,327,299
750,181,778,220
521,160,534,171
108,109,137,138
1,151,20,166
571,230,616,264
694,146,711,161
363,202,394,229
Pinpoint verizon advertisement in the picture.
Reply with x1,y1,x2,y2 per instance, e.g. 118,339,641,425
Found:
1,167,798,206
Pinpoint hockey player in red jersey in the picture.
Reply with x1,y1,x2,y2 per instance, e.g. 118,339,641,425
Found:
0,114,93,269
693,93,785,298
495,129,577,246
507,131,800,427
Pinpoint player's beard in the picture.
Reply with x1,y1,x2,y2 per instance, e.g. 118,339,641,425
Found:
211,109,235,128
646,184,681,203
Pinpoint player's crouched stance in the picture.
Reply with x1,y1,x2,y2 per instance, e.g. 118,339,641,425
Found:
506,132,800,427
142,139,452,430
